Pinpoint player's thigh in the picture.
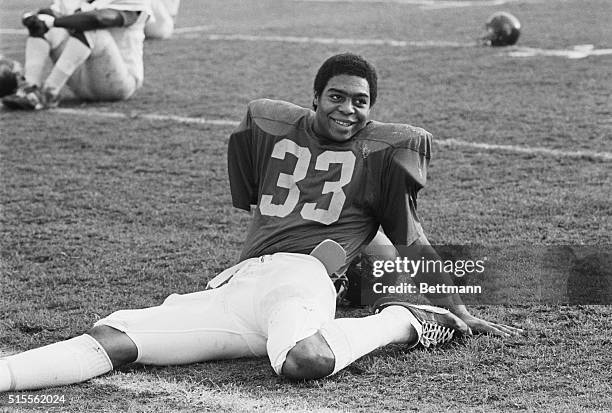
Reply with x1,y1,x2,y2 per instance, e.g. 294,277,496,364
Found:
253,253,337,322
95,288,266,365
244,254,337,374
68,31,136,100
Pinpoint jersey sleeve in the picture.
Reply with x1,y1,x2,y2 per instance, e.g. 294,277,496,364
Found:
227,99,313,212
227,104,258,211
377,130,431,246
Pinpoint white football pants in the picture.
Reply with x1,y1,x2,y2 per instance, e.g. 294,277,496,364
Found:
95,253,337,375
44,27,137,100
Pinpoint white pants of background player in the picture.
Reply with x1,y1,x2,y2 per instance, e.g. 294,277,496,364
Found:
28,27,137,100
144,0,180,39
96,253,337,374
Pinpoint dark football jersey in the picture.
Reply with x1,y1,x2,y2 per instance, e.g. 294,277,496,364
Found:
228,99,431,269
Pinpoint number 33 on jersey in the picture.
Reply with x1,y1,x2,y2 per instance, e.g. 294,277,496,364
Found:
259,138,356,225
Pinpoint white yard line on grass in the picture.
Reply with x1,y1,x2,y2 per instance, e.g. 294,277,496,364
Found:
437,138,612,161
93,372,337,412
180,32,471,48
0,27,469,48
51,107,612,161
53,108,240,127
288,0,528,7
93,373,266,412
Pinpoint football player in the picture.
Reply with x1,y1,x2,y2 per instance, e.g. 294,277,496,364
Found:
1,0,152,110
0,53,523,391
144,0,180,40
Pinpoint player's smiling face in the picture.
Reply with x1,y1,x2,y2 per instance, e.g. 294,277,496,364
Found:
313,74,371,142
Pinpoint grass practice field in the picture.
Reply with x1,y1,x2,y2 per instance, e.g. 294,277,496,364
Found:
1,0,611,411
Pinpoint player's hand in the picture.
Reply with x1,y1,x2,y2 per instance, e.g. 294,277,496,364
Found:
459,313,525,337
22,12,55,37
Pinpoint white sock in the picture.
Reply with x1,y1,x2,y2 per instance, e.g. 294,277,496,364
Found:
24,37,51,86
0,334,112,392
319,306,421,375
43,37,91,96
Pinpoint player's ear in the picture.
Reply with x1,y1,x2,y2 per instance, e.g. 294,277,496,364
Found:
312,94,318,110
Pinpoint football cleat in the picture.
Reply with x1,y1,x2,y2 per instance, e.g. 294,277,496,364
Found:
373,297,470,348
0,57,23,98
482,11,521,47
2,84,59,110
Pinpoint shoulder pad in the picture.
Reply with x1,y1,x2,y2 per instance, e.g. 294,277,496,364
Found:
248,99,311,136
357,121,432,157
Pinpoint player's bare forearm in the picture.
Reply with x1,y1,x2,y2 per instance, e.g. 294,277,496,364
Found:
54,9,140,31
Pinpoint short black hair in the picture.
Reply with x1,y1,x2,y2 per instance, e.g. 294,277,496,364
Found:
313,53,378,110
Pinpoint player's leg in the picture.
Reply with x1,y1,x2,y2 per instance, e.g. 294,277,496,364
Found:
95,286,268,366
23,36,52,87
281,303,469,379
0,281,267,392
279,306,417,379
251,253,337,378
41,29,92,102
0,330,121,392
22,19,76,87
261,253,468,380
65,29,137,101
258,252,414,379
1,27,70,109
144,0,175,40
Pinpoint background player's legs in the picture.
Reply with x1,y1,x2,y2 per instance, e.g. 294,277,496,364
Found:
43,31,91,99
22,27,71,87
145,0,176,40
14,26,71,91
65,30,136,101
23,38,51,87
2,27,89,109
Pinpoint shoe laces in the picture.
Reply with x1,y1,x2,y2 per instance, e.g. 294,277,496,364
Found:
420,322,455,348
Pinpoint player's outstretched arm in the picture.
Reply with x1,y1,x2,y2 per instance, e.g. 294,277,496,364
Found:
410,234,525,337
450,311,524,337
